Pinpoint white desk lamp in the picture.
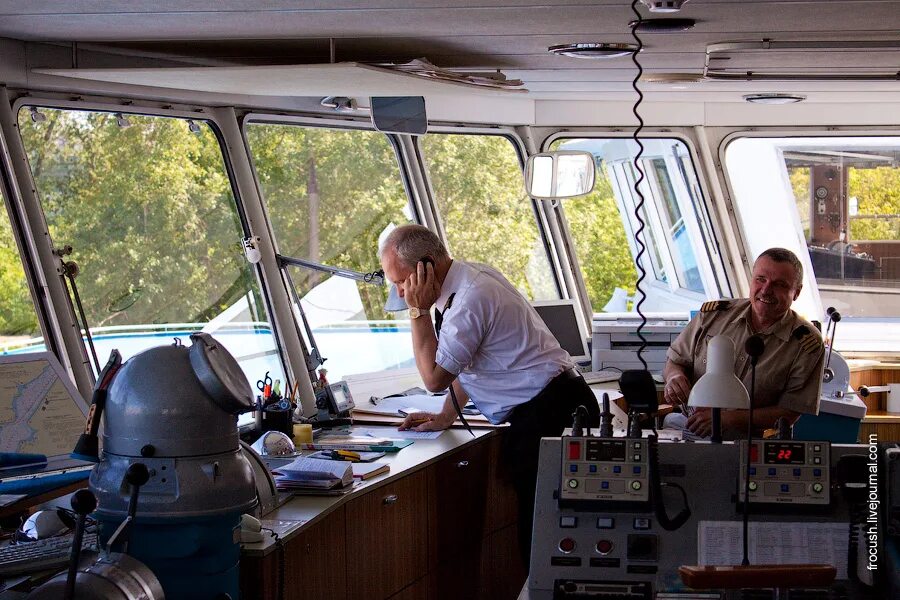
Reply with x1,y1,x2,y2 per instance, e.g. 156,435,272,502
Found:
687,335,749,442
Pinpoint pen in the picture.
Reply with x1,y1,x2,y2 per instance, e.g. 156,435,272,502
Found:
331,450,360,461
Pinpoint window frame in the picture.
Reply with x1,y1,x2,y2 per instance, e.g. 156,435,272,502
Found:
717,128,900,353
241,113,422,379
414,127,565,300
0,123,56,356
717,129,900,309
542,131,724,312
11,95,288,389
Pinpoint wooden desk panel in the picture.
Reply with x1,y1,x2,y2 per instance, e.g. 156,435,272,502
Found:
427,438,489,566
346,469,428,599
240,506,347,600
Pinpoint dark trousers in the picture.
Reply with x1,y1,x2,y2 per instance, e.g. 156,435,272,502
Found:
502,369,600,570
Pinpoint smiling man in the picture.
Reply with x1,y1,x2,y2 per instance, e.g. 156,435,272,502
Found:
662,248,825,438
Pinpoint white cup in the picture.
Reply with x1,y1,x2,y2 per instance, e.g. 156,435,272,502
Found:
888,383,900,414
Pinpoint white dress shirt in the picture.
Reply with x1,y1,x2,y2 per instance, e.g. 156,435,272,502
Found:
433,260,573,424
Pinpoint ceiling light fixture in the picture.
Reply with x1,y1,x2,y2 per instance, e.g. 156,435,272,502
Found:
743,93,807,104
628,17,695,32
639,0,690,13
548,43,639,59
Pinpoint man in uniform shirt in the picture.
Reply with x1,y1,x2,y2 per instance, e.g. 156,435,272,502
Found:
379,224,599,567
663,247,825,438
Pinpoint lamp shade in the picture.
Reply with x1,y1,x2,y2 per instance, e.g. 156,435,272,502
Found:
688,336,750,409
383,283,408,312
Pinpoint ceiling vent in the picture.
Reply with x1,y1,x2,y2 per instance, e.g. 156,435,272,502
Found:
639,0,690,13
548,43,639,59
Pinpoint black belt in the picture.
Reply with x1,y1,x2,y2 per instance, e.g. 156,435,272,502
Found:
507,367,584,425
552,367,582,384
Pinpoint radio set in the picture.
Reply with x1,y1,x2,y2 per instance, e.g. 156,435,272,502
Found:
739,440,831,505
559,438,650,507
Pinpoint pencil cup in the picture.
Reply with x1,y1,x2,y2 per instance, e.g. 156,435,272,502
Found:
262,409,293,437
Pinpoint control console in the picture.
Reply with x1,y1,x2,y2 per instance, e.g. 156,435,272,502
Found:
739,440,830,505
560,437,650,507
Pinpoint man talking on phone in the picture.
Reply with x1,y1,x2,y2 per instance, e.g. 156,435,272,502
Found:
379,224,598,567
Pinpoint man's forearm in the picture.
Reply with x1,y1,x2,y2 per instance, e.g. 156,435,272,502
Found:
435,380,469,425
724,406,800,435
663,361,689,383
410,314,442,390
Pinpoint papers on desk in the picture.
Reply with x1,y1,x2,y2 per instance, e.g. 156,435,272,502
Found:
364,393,446,416
697,521,848,579
272,457,353,491
300,435,414,452
355,427,442,440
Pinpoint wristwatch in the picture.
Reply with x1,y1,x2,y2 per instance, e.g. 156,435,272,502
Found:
408,306,427,319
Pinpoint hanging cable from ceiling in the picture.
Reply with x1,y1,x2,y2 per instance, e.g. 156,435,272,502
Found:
629,0,650,371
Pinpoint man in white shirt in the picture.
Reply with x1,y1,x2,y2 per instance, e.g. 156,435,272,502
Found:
380,224,599,567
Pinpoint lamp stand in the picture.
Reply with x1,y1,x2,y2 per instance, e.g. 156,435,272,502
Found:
710,407,722,443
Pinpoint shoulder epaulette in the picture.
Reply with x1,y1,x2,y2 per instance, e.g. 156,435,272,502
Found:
700,300,731,313
793,325,823,354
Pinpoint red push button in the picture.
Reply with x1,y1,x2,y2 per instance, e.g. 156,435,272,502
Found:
568,441,581,460
558,537,576,553
596,540,613,555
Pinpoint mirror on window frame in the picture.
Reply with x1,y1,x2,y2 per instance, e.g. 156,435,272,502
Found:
524,150,596,200
370,96,428,135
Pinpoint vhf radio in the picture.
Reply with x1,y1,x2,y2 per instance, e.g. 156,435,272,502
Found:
739,440,831,505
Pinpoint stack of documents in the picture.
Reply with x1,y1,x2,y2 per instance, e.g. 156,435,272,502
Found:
272,457,353,492
300,436,414,452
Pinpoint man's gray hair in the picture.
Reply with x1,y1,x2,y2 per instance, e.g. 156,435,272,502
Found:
381,224,449,267
757,247,803,287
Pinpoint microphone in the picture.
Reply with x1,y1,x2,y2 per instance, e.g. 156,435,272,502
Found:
744,335,765,365
741,334,765,566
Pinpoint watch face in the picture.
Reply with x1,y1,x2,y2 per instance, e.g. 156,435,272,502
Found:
409,307,421,318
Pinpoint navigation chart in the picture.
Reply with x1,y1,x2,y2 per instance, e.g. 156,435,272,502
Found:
0,355,88,457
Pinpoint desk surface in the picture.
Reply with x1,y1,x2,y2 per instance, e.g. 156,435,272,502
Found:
243,425,495,556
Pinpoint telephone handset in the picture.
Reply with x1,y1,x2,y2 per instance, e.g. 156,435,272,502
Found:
838,453,878,588
648,435,691,531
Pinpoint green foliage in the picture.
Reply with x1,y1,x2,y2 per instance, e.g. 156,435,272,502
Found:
0,210,39,336
563,171,637,310
848,166,900,241
420,134,557,300
17,109,258,330
247,124,410,319
789,167,811,239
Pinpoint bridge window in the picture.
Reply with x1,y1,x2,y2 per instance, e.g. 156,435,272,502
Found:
419,133,560,300
246,122,414,381
725,136,900,354
550,137,716,315
0,186,43,354
18,107,284,388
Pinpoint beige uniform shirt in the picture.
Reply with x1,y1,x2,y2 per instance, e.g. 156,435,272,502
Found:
666,298,824,415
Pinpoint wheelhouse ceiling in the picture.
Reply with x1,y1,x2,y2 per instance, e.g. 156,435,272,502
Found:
1,0,899,102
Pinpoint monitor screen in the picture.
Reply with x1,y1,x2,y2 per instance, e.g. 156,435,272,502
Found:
531,300,590,363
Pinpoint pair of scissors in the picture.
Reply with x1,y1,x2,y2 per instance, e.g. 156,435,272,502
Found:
256,371,273,399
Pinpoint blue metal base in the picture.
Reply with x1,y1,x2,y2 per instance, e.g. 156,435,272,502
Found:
98,513,242,600
794,412,862,443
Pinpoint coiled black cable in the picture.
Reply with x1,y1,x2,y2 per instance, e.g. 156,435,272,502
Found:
630,0,650,370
